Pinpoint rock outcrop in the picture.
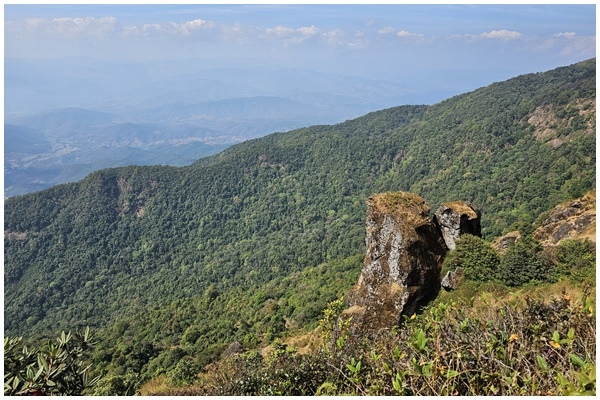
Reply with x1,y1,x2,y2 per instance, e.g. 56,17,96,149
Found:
345,192,446,333
434,201,482,250
492,231,521,253
534,190,596,247
4,231,28,241
441,267,464,291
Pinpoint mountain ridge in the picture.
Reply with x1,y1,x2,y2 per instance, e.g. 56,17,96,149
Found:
5,59,595,342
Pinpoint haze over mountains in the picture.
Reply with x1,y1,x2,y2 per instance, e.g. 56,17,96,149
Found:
5,57,522,197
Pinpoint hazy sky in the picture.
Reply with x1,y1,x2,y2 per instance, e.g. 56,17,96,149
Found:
4,3,596,80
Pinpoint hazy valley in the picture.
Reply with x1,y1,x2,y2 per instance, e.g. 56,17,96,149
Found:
5,57,523,197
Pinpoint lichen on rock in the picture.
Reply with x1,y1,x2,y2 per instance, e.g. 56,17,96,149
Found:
434,201,482,250
346,192,446,334
533,189,596,247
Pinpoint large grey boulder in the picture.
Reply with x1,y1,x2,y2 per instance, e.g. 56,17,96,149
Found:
434,201,481,250
345,192,446,334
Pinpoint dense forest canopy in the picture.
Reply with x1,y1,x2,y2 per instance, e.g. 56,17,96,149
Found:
5,58,595,349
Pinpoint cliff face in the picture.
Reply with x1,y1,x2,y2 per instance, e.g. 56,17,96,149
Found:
534,190,596,247
346,192,447,333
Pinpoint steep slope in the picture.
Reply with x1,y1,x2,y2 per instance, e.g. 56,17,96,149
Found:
534,189,596,247
4,59,595,339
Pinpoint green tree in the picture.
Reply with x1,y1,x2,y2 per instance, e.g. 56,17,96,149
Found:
167,357,198,386
442,234,500,282
549,239,595,283
497,235,548,286
93,372,140,396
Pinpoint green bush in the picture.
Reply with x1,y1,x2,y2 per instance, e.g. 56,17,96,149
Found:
167,358,198,386
160,290,596,396
497,235,549,286
442,234,500,282
549,239,595,283
4,328,100,396
93,372,139,396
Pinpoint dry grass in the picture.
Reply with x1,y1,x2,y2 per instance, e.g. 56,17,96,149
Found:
138,375,169,396
435,279,595,338
441,201,479,219
285,327,323,355
369,192,431,226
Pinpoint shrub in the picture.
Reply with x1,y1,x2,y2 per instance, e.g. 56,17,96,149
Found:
442,234,500,282
548,239,595,283
167,357,198,386
497,235,549,286
154,287,596,396
4,327,100,396
93,372,140,396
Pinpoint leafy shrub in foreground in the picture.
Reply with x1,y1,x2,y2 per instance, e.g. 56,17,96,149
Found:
4,327,99,396
175,290,595,396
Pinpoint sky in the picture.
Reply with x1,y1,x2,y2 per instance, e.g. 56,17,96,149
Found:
3,2,597,81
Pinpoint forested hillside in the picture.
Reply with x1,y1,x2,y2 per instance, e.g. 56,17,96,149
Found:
4,59,595,391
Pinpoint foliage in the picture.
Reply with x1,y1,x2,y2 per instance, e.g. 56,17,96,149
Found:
3,59,596,393
86,255,361,392
171,290,595,396
93,372,140,396
167,358,199,386
4,327,99,396
497,235,549,286
442,234,500,281
546,239,596,284
319,298,352,354
5,60,594,339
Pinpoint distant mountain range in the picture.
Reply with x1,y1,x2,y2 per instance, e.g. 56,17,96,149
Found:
5,57,525,197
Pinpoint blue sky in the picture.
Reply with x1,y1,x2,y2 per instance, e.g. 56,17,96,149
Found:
4,3,596,80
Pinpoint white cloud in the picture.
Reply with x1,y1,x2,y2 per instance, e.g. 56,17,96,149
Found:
123,18,216,38
265,25,295,37
480,29,522,41
554,32,576,39
323,28,346,46
450,30,523,43
171,19,215,36
123,23,161,36
6,16,121,38
298,25,319,37
23,17,47,30
51,16,120,37
298,25,318,37
320,28,367,48
378,26,395,35
554,33,596,56
397,30,424,39
264,25,319,45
